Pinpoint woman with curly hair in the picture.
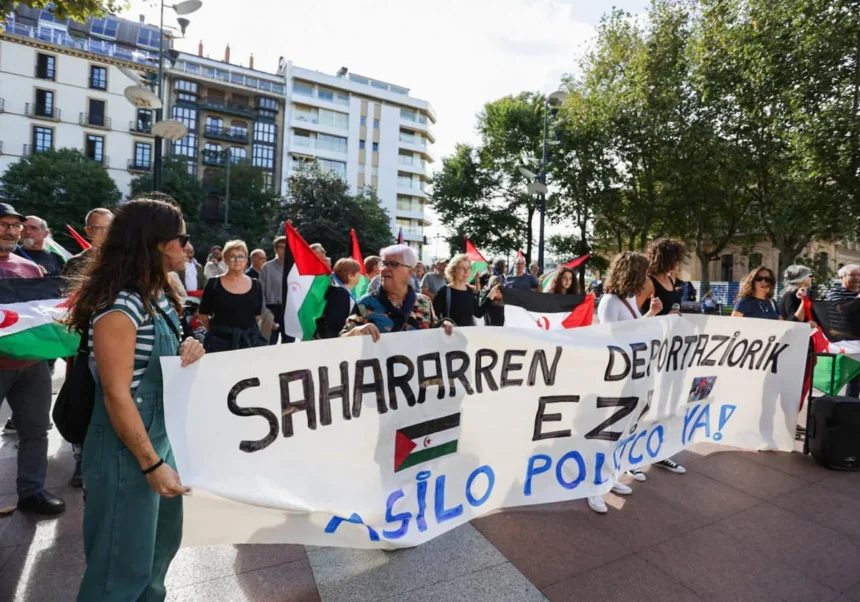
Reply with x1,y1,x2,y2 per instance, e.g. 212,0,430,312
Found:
732,266,780,320
65,198,205,601
546,267,578,295
432,253,500,326
638,238,686,316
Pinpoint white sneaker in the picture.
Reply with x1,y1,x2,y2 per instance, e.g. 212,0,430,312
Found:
611,482,633,495
587,496,607,514
657,458,687,474
627,468,647,482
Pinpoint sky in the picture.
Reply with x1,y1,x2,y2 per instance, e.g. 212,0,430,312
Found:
129,0,648,254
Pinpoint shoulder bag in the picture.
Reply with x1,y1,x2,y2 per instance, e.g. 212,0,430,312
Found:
52,328,95,446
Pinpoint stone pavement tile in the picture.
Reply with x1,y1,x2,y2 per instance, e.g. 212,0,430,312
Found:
771,484,860,543
392,561,547,602
715,503,860,592
0,532,86,602
306,522,506,602
841,578,860,601
0,485,84,548
166,559,320,602
742,450,834,482
166,543,307,590
642,524,839,602
543,555,702,602
472,501,628,589
0,447,75,496
817,471,860,499
689,451,807,500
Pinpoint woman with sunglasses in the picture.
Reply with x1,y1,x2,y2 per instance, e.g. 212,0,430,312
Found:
732,266,781,320
342,244,455,339
198,239,266,352
432,253,500,327
64,198,205,601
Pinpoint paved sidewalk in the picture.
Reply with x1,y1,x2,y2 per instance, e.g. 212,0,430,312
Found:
2,399,859,601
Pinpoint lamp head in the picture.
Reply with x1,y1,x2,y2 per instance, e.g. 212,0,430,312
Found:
548,91,569,107
176,18,189,35
173,0,202,15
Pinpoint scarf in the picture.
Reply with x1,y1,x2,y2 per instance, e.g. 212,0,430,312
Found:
378,285,417,332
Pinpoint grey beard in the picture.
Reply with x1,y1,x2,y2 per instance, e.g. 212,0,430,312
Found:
0,240,17,253
22,237,36,248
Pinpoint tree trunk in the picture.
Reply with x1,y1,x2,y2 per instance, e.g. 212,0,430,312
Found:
697,250,711,296
579,214,588,291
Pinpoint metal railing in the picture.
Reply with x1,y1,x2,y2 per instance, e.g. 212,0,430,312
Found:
89,155,110,167
198,97,254,117
128,159,153,171
25,103,60,120
129,120,153,134
80,113,111,128
201,149,226,166
203,125,248,144
6,21,159,67
23,144,52,155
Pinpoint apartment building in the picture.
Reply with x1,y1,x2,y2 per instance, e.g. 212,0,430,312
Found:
0,8,161,197
164,45,286,222
282,63,436,257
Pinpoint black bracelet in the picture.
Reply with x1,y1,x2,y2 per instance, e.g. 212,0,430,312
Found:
141,458,164,475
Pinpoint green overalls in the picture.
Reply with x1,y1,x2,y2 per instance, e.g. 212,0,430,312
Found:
78,306,183,602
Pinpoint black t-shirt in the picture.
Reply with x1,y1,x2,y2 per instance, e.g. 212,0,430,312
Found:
15,248,65,276
199,277,262,330
432,285,486,327
245,267,260,279
642,275,682,316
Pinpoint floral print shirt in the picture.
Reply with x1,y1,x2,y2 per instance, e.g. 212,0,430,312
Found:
341,291,438,335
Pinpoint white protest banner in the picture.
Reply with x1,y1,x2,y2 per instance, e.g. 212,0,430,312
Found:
162,315,809,549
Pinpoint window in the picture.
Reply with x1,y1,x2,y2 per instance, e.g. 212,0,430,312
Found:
91,17,118,38
258,97,278,110
137,28,162,49
360,116,367,127
88,99,106,127
254,122,277,144
172,106,198,132
359,140,366,150
372,142,379,152
401,108,417,122
317,133,347,153
399,175,414,188
172,134,198,159
33,126,53,152
175,80,199,93
294,106,317,123
36,54,55,80
205,116,223,133
318,158,346,179
245,78,258,89
90,65,107,90
35,89,54,117
40,9,65,23
293,130,311,147
720,255,734,282
318,88,334,102
318,108,348,129
293,81,313,97
373,119,380,130
203,142,223,164
230,147,247,163
85,134,104,163
230,123,248,140
252,144,275,170
135,109,152,132
399,152,414,165
335,92,350,106
134,142,152,168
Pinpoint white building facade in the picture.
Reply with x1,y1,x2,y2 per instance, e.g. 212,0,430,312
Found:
0,10,163,199
282,64,436,258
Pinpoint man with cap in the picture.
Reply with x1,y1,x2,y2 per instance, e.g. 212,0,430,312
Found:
0,203,66,515
421,258,448,300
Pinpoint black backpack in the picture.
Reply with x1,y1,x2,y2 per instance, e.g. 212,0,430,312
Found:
52,331,94,445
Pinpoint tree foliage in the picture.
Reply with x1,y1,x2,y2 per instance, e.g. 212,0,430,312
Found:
0,149,121,240
1,0,125,23
282,165,393,260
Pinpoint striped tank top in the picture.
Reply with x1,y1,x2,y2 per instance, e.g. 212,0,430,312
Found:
89,291,178,392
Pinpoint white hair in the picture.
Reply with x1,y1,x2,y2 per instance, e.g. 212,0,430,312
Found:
380,244,418,267
25,215,48,230
839,264,860,278
85,207,113,226
250,248,266,259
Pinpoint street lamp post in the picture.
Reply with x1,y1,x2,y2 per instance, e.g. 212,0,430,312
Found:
536,90,568,273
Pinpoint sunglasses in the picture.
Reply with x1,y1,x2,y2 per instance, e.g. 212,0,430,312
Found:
381,260,414,269
754,275,774,284
172,234,191,247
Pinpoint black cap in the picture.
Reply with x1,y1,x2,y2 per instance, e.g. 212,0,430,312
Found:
0,203,25,221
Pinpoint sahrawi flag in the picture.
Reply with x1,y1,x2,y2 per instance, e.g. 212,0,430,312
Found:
541,254,591,292
350,229,369,298
394,412,461,472
502,288,595,330
465,238,489,283
283,223,332,341
0,276,80,360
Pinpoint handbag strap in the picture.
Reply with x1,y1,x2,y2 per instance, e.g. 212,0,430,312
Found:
620,297,639,319
446,286,452,319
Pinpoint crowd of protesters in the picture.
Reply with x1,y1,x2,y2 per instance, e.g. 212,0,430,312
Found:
2,195,860,599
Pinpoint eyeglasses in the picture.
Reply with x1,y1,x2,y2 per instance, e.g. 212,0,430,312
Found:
0,222,24,232
754,276,774,284
381,260,414,269
227,255,247,262
172,234,191,248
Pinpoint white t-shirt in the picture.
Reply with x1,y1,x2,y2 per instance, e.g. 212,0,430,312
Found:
598,294,642,324
184,259,198,292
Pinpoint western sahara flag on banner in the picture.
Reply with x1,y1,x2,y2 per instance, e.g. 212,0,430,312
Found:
283,223,332,341
394,413,461,472
0,276,80,360
502,288,595,330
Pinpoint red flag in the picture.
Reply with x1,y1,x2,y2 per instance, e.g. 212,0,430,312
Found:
803,296,830,354
66,225,91,251
350,229,367,275
564,254,591,270
516,249,524,263
397,227,404,244
465,238,489,264
561,293,595,328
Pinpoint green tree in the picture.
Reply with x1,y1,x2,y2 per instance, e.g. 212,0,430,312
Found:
131,156,204,230
282,164,392,260
0,149,120,240
207,160,281,252
2,0,125,22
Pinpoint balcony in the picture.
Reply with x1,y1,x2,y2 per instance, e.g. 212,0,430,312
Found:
400,228,425,243
202,149,226,166
23,144,51,156
80,113,111,129
398,156,429,177
203,125,249,144
400,113,436,142
128,159,152,172
130,121,153,135
199,97,255,118
87,155,110,167
25,103,60,121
